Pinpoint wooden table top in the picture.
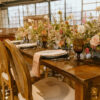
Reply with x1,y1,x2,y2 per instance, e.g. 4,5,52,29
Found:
21,48,100,83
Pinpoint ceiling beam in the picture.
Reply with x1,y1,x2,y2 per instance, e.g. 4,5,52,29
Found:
0,0,58,8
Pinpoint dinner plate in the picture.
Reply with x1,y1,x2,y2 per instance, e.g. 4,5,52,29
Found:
37,50,68,59
41,54,68,59
11,40,23,44
16,43,37,49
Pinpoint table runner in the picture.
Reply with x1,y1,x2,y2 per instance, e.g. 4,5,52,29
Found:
30,50,67,77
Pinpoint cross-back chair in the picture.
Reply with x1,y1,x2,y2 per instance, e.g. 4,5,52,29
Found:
4,39,75,100
0,41,14,100
4,39,32,100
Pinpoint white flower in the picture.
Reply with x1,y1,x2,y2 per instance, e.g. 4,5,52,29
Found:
44,15,49,20
77,25,85,33
28,19,32,22
29,26,32,29
90,35,100,47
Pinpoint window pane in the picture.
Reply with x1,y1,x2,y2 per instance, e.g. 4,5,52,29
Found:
27,4,35,16
23,5,28,16
51,0,64,22
8,6,20,28
19,6,24,27
36,2,48,15
83,0,100,21
66,0,81,25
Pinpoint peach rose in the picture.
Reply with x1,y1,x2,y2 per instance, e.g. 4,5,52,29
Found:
42,30,47,35
90,35,100,47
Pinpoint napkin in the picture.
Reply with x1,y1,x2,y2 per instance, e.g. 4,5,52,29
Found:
30,50,67,77
16,43,37,49
11,40,23,44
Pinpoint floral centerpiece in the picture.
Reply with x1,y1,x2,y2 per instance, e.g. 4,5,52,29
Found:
15,7,100,54
15,22,29,40
15,15,49,44
48,11,73,49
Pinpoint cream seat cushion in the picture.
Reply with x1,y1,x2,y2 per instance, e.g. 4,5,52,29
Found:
18,77,75,100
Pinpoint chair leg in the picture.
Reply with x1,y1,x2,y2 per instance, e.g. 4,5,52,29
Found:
2,81,5,100
45,67,48,78
10,88,14,100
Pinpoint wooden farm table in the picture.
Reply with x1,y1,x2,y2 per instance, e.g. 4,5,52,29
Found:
21,48,100,100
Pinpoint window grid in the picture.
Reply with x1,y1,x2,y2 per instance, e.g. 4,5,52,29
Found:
2,0,99,28
83,0,100,21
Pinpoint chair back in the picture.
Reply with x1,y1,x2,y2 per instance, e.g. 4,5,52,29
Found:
4,39,32,100
0,41,9,72
0,41,13,83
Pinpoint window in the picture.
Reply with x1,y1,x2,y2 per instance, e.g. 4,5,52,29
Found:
8,6,20,28
1,9,9,28
4,0,100,28
36,2,48,15
83,0,100,21
51,0,64,22
66,0,82,25
8,4,35,28
50,0,82,25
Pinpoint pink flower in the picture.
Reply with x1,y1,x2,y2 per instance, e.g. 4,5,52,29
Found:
59,29,63,35
48,25,52,30
85,48,89,54
90,35,100,47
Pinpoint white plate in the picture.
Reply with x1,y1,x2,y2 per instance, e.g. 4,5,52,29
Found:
16,43,37,49
11,40,23,44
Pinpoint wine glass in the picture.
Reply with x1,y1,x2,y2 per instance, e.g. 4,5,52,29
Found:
42,35,47,48
73,39,84,60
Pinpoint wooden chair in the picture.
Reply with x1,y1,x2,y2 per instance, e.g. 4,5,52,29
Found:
4,39,75,100
0,41,14,100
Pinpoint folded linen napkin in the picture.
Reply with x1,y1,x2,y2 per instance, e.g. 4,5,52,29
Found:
11,40,23,44
16,43,37,49
30,50,67,77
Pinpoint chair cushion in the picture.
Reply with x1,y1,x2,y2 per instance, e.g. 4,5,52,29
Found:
18,93,26,100
1,72,9,81
32,77,75,100
18,77,75,100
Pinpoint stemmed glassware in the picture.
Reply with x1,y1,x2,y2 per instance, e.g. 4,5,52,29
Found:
73,38,84,60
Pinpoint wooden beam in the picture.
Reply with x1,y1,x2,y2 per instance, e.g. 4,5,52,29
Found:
0,0,58,8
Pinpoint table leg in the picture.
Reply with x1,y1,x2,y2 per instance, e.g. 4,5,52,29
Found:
75,82,90,100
